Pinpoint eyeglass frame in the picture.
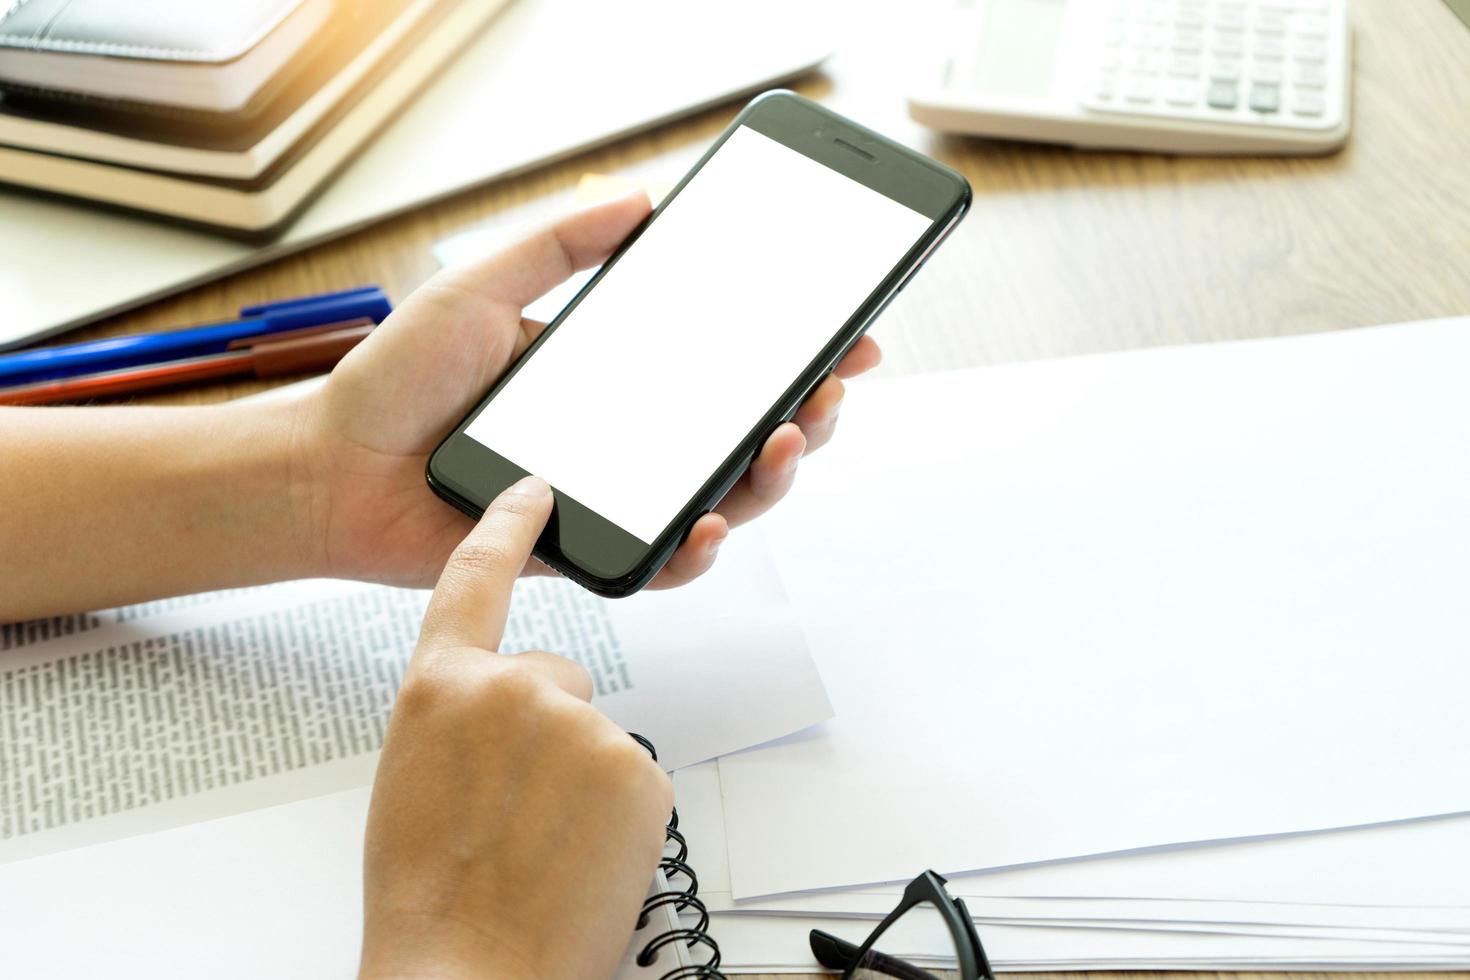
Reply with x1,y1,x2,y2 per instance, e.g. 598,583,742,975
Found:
808,870,995,980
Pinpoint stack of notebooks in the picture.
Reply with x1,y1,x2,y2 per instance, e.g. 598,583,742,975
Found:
0,0,512,236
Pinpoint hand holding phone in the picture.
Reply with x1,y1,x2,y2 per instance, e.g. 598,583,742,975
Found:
429,91,971,596
281,184,878,594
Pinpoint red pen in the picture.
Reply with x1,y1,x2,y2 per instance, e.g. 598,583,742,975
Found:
0,320,374,406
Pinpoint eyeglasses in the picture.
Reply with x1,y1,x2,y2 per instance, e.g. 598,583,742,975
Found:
808,870,995,980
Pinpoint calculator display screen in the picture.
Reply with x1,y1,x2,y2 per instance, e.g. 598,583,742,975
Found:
972,0,1067,97
462,124,931,544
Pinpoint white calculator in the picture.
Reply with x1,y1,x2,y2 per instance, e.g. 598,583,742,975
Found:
908,0,1351,155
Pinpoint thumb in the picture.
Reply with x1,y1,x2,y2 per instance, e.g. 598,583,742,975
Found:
418,475,553,652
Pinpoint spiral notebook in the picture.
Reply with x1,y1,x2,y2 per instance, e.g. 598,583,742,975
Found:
620,735,725,979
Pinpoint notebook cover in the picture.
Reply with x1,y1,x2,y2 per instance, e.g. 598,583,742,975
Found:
0,1,410,143
0,0,304,64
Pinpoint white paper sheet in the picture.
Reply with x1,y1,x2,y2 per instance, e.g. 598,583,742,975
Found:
713,909,1470,945
702,912,1470,974
0,530,829,863
718,317,1470,898
0,786,696,979
929,816,1470,911
679,760,1470,937
709,818,1470,930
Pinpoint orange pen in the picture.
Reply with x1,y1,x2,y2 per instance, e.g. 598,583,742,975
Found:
0,321,374,406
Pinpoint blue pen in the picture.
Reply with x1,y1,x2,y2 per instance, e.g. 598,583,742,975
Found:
0,286,392,387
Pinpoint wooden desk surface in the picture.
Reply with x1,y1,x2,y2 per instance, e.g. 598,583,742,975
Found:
57,1,1470,977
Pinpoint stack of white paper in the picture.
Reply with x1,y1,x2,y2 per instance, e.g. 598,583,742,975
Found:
5,318,1468,976
684,317,1470,972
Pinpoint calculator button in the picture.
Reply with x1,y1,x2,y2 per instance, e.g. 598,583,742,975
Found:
1251,61,1283,84
1211,34,1244,56
1294,15,1328,37
1165,79,1199,105
1248,83,1280,112
1130,25,1168,49
1169,56,1201,76
1172,30,1203,53
1291,91,1326,116
1294,39,1327,63
1214,9,1246,31
1253,36,1285,60
1127,50,1163,72
1294,64,1327,87
1206,80,1239,108
1254,12,1287,34
1125,77,1159,102
1210,58,1242,82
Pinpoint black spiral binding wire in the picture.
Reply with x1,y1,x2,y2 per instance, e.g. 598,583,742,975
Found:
630,733,726,979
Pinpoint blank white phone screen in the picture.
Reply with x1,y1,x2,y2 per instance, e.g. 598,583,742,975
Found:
464,125,932,544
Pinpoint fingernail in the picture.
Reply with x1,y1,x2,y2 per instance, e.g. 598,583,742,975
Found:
505,475,551,499
706,532,727,557
785,453,801,473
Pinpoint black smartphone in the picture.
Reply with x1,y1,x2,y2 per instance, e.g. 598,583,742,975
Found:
427,90,971,597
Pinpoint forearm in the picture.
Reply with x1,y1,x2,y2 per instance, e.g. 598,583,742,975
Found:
0,397,323,620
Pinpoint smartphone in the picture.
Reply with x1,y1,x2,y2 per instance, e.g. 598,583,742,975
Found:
427,90,971,597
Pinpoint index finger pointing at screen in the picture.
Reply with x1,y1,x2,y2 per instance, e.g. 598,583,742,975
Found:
418,475,554,654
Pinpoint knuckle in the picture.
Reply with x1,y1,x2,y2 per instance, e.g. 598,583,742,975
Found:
471,660,546,708
567,657,593,688
395,666,443,716
646,765,675,814
490,493,543,520
396,654,466,716
448,539,516,576
555,653,595,693
597,732,667,787
514,650,594,697
395,652,574,733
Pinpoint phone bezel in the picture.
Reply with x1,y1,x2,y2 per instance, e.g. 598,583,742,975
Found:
426,90,972,597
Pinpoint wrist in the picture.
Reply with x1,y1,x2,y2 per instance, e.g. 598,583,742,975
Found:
272,386,336,580
359,909,547,980
154,389,334,589
203,392,332,585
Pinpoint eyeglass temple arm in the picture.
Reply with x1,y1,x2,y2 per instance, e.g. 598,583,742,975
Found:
809,929,944,980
